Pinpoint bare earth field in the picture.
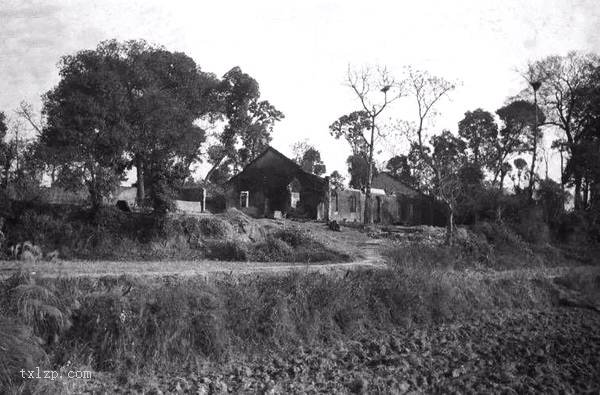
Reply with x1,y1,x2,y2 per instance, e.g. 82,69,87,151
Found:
74,307,600,394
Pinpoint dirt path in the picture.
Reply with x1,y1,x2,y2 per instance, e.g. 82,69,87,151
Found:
0,258,387,279
0,222,390,279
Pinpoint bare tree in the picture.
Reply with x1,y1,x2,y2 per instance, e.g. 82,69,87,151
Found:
331,65,404,224
403,68,456,244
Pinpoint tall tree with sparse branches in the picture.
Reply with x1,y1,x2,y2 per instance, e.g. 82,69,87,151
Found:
330,65,404,224
403,68,456,244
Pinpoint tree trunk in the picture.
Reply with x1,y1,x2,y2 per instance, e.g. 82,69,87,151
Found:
528,93,538,200
363,119,375,224
204,156,224,183
445,208,454,246
136,156,145,207
2,165,8,189
559,149,565,196
500,170,506,191
574,174,582,210
583,177,589,210
89,184,102,212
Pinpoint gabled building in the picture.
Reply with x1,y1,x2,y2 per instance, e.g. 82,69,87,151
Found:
224,146,328,218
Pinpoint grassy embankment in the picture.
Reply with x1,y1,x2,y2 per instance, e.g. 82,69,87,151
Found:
1,202,350,263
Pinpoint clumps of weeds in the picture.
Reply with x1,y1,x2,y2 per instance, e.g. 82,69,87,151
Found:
1,272,73,347
0,272,76,393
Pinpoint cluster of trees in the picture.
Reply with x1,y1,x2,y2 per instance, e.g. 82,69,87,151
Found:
0,40,283,212
2,40,600,242
329,52,600,244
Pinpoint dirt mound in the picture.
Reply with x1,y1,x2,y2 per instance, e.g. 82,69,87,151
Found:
218,208,267,243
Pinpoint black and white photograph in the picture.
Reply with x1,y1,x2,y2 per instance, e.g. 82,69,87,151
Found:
1,0,600,393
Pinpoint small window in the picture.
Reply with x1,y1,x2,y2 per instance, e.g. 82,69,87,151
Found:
240,191,249,208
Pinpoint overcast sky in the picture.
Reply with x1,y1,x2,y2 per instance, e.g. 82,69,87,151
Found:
2,0,600,182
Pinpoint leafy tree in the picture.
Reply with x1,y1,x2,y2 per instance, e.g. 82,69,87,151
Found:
119,40,216,207
456,161,486,223
495,100,544,192
346,154,374,190
329,170,345,190
0,112,13,189
512,157,528,190
529,52,599,209
205,67,284,182
569,64,600,210
329,111,372,155
40,40,215,210
385,154,415,186
457,108,498,166
40,45,131,208
291,141,326,176
535,178,569,225
330,66,402,224
300,147,326,176
291,139,311,163
429,130,468,243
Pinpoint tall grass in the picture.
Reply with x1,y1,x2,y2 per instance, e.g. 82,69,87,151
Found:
4,259,552,377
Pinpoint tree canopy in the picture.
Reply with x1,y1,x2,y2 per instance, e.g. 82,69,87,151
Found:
205,67,284,183
38,40,282,211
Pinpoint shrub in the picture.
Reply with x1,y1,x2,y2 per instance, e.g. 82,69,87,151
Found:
249,236,294,262
512,206,551,245
3,273,72,346
198,217,233,239
472,221,529,251
206,240,248,261
272,227,309,248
